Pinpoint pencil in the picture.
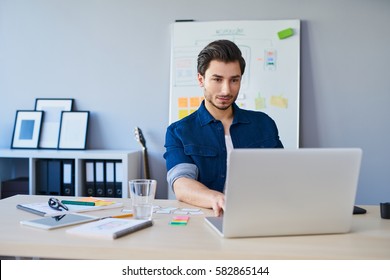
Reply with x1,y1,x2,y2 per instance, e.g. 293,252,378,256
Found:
103,213,133,219
61,200,95,206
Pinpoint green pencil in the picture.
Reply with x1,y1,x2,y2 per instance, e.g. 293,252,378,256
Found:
61,200,95,206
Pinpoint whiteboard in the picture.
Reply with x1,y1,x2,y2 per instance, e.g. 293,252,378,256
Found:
169,20,300,148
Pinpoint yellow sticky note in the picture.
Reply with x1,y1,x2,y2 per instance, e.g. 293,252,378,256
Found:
78,197,115,206
178,109,189,119
270,96,288,108
255,97,266,110
94,201,115,206
79,197,100,202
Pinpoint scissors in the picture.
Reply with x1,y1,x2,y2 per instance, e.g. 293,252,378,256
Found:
48,197,69,211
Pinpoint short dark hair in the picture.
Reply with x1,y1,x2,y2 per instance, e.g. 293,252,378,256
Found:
197,40,246,76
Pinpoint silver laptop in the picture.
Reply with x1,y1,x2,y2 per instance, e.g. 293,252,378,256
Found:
205,148,362,238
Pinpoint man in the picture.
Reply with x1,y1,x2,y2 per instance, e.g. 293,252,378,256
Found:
164,40,283,216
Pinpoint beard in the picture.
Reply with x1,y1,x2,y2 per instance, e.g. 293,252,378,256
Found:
205,94,237,111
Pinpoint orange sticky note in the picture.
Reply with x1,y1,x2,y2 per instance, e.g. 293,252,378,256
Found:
190,97,201,107
178,97,188,108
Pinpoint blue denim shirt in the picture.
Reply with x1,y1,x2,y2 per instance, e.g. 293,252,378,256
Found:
164,101,283,193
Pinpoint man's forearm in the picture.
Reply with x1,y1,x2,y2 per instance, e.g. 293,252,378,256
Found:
173,177,225,216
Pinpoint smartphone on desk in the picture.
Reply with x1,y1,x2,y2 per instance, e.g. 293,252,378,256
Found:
20,213,98,230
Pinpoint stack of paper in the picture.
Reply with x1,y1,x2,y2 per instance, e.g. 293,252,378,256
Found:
17,198,123,216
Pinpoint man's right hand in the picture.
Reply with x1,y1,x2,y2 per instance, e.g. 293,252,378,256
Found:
173,177,225,216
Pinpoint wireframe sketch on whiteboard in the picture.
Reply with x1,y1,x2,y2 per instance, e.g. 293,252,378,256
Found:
169,20,300,148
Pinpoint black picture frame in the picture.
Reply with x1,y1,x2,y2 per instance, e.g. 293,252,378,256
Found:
35,98,74,149
11,110,43,149
58,111,89,150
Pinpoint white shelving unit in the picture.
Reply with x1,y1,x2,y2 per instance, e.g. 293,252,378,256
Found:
0,149,141,198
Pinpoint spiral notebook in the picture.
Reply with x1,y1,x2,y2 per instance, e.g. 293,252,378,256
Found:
66,218,153,239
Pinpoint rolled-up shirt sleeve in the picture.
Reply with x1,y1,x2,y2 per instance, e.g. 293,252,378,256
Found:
167,163,198,191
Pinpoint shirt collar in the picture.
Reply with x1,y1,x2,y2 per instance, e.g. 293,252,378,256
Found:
197,101,251,126
232,103,251,124
197,101,215,126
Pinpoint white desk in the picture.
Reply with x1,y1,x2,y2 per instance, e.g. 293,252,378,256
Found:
0,195,389,259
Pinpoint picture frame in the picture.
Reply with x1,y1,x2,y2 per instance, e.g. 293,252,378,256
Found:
11,110,43,149
35,98,74,149
58,111,89,150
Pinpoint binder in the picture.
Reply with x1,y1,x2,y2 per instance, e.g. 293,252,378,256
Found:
85,160,95,196
36,159,48,195
61,160,75,196
94,161,105,197
114,161,123,198
36,159,72,196
105,161,115,197
47,160,61,195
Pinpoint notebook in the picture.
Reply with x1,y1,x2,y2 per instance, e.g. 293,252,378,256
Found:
66,218,153,240
205,148,362,238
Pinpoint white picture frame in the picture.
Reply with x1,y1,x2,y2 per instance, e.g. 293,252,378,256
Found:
35,98,73,149
58,111,89,150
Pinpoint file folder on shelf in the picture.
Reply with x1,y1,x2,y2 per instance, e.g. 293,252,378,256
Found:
94,161,105,197
36,159,75,196
61,160,75,196
105,161,115,197
36,159,48,195
47,160,61,195
114,161,123,198
83,159,124,198
85,160,95,196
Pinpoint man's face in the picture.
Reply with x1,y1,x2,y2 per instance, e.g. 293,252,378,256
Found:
198,60,242,111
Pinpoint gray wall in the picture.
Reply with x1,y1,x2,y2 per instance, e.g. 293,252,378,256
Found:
0,0,389,203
